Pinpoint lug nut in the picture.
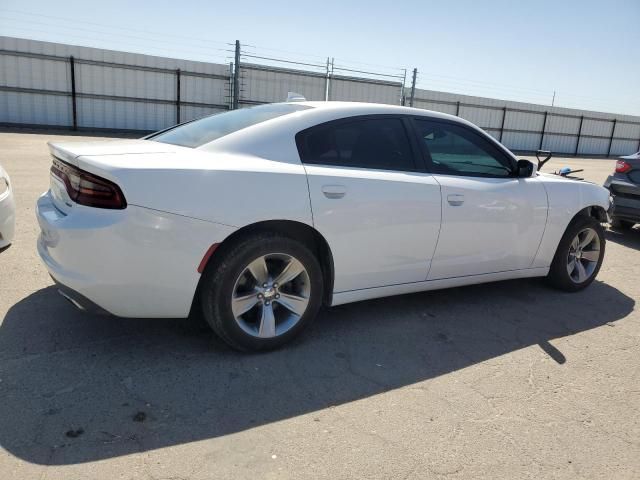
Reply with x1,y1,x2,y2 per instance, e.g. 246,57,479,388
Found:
265,301,270,305
257,293,263,299
273,283,279,288
263,283,268,288
275,294,280,299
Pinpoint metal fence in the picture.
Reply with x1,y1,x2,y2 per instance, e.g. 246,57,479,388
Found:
410,89,640,157
1,36,639,157
0,36,231,131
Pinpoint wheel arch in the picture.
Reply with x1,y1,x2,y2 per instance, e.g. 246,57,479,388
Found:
192,220,335,313
575,205,609,223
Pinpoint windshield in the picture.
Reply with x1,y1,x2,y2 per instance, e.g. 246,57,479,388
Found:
148,103,311,148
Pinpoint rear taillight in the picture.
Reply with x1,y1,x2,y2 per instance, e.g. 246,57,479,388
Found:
615,160,632,173
50,158,126,209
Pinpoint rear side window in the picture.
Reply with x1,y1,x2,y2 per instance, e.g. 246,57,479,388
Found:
149,103,311,148
414,119,514,177
296,117,417,171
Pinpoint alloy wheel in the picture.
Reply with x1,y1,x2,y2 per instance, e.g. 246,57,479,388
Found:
231,253,311,338
566,227,601,283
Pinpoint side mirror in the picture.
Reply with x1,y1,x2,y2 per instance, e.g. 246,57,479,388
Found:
516,159,536,178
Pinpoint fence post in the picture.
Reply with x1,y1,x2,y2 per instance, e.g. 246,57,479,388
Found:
409,68,417,107
175,68,181,124
400,69,406,106
606,119,617,157
499,107,507,142
539,111,548,150
327,58,335,101
456,101,460,116
69,55,78,130
229,62,234,109
574,115,584,156
324,57,330,101
232,40,241,110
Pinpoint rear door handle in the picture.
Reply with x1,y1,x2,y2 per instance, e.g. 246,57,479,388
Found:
447,194,464,206
322,185,347,199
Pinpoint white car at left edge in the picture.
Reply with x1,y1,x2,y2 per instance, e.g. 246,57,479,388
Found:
0,162,15,249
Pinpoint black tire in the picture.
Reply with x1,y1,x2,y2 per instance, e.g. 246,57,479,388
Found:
199,232,323,352
611,218,635,230
546,215,605,292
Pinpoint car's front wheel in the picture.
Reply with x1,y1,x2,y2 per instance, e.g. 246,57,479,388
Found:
546,216,605,292
200,233,323,351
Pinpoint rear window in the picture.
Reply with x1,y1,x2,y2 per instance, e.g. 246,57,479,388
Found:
148,103,311,148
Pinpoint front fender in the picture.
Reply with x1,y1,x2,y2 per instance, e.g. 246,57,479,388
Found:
532,176,610,268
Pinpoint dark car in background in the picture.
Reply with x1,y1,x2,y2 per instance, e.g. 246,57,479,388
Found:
604,151,640,230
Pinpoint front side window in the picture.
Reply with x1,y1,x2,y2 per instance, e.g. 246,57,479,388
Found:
414,119,514,177
296,117,416,171
149,103,311,148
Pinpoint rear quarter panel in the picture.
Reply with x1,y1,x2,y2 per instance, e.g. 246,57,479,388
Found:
74,150,314,229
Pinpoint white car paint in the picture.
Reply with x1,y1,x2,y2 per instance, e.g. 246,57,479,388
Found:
0,163,16,248
530,172,611,269
36,102,611,318
305,164,441,292
428,174,548,279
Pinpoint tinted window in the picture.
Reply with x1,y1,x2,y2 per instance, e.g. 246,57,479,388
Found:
415,119,513,177
149,103,310,148
297,117,416,171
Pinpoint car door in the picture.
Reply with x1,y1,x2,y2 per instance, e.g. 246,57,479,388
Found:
297,115,442,293
411,118,548,280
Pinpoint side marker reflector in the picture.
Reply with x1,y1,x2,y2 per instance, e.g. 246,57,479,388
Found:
197,243,220,273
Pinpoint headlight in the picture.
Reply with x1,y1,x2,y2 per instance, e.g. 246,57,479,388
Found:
0,177,9,196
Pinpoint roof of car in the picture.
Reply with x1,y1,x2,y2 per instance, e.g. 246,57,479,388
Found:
284,100,480,130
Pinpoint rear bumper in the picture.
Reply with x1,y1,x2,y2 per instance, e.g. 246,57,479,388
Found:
612,204,640,223
36,191,236,318
52,275,111,315
604,176,640,223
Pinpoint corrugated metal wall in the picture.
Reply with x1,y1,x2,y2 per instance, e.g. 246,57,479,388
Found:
239,64,327,106
411,88,640,156
0,36,231,131
329,76,402,105
2,36,639,156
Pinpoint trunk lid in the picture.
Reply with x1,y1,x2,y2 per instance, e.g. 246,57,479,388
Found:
47,140,189,214
48,139,178,165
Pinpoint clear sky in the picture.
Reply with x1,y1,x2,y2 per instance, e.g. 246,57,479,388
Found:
1,0,638,115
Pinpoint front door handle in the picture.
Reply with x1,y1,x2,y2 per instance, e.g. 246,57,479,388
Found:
447,194,464,206
322,185,347,199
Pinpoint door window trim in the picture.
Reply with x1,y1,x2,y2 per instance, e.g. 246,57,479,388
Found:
407,116,517,178
295,114,425,173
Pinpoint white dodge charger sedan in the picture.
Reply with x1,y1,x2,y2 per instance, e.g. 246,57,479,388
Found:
36,101,611,351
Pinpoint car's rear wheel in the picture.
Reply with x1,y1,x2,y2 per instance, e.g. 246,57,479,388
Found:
546,216,605,292
200,233,323,351
611,218,635,230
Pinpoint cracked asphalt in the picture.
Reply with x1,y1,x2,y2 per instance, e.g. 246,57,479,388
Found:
0,130,639,479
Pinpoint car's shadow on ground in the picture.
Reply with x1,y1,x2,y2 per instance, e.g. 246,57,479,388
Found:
0,279,634,465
